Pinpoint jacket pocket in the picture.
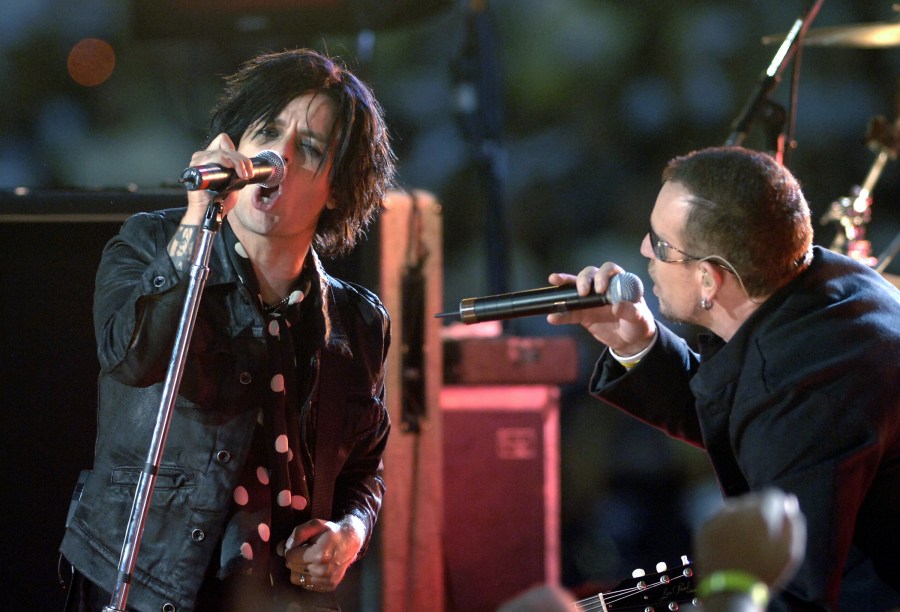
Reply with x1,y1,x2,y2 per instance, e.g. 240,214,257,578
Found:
110,465,198,491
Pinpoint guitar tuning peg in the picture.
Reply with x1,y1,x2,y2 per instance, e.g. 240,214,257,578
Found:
681,555,690,565
656,561,668,573
631,568,646,578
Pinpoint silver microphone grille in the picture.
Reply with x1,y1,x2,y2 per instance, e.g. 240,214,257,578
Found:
256,150,286,188
608,271,644,304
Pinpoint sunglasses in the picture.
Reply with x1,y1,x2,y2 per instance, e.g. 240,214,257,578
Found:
648,226,703,264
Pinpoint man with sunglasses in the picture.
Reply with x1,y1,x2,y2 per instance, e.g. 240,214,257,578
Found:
548,146,900,611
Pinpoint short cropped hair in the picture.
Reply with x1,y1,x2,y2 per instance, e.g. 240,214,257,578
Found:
662,147,812,297
207,48,396,256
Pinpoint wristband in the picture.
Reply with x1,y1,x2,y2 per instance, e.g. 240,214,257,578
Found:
697,570,769,607
609,328,658,369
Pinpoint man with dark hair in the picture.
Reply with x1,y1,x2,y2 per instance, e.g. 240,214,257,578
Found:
60,48,395,611
549,147,900,610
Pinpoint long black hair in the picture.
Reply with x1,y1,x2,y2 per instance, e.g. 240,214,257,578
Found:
207,49,396,256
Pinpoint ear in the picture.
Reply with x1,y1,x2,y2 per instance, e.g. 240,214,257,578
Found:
698,261,726,295
325,193,337,210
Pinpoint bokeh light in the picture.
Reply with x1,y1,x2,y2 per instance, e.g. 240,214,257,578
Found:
67,38,115,87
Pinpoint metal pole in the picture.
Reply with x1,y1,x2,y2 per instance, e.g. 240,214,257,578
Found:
103,200,223,611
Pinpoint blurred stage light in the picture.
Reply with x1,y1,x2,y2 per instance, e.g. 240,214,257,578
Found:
67,38,116,87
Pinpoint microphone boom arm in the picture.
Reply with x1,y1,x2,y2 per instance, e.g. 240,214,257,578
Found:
725,0,824,150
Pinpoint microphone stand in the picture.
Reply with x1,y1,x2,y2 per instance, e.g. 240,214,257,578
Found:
454,0,509,297
725,0,824,156
875,230,900,275
103,198,224,612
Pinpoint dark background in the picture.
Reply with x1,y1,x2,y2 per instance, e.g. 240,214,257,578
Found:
2,1,900,608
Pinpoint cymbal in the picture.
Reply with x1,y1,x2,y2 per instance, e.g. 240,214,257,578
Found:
762,22,900,48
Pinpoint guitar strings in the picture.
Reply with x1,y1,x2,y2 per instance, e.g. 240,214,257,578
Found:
572,571,694,611
575,579,687,611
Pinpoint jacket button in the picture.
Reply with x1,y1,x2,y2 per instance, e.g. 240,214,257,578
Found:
239,372,252,385
162,603,176,612
216,450,231,463
152,275,166,288
191,528,205,542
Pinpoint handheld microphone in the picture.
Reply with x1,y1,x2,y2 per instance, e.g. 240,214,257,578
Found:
179,150,286,192
436,271,643,324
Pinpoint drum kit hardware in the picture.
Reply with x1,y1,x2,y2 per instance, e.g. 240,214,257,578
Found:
761,17,900,287
820,115,897,271
762,21,900,48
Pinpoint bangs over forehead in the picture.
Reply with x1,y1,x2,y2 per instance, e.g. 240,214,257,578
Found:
207,51,346,148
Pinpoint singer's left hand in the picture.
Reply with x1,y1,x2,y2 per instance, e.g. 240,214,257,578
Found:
284,516,364,592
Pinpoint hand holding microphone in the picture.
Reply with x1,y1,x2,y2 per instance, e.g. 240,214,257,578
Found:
436,270,644,324
176,135,288,226
180,149,286,193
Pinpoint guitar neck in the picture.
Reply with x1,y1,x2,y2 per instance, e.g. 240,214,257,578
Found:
573,560,696,611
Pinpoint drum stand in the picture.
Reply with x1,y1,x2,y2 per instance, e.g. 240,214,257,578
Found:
822,114,900,270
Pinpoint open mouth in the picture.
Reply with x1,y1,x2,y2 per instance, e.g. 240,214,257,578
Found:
253,184,281,210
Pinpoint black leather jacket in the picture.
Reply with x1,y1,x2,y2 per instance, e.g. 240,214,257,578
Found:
60,208,391,612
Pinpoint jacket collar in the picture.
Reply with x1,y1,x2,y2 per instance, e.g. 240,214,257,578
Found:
690,246,826,397
310,250,354,359
205,220,353,359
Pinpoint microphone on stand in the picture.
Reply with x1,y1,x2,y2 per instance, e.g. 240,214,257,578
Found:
436,271,644,324
178,150,286,192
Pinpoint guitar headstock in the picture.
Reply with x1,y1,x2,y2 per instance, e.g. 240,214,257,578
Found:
575,556,697,611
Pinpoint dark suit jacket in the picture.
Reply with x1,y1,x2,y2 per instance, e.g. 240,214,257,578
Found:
592,247,900,610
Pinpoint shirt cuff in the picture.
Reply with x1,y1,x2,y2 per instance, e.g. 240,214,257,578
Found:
609,328,658,369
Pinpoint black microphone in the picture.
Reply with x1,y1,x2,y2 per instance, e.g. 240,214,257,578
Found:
436,271,644,324
179,150,286,192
